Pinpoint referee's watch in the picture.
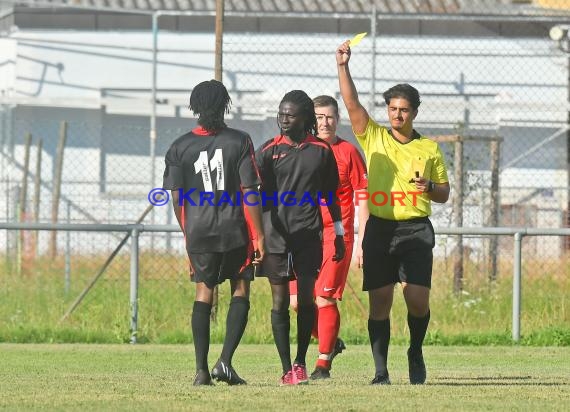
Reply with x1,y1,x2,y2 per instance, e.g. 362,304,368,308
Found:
427,180,435,193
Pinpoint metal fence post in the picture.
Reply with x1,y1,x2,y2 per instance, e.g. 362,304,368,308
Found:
130,227,140,344
65,200,71,294
512,231,523,342
150,12,159,192
453,136,464,293
149,11,160,253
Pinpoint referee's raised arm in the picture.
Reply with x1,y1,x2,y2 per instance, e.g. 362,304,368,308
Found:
336,41,369,136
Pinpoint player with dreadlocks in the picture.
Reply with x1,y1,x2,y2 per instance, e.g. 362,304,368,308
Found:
255,90,345,385
163,80,265,386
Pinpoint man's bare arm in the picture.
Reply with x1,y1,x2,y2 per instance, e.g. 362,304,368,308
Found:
243,188,265,264
337,41,370,135
171,190,183,232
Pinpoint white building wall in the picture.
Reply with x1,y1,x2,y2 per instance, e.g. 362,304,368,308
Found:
1,30,568,255
1,31,567,124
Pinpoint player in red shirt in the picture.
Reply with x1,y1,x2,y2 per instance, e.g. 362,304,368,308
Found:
290,95,369,379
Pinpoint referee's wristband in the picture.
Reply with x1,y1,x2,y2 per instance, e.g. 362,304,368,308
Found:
334,221,345,236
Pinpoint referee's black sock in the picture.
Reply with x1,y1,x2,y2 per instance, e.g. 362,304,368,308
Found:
294,304,315,366
408,311,430,354
220,296,250,365
368,318,390,376
191,301,212,372
271,309,291,373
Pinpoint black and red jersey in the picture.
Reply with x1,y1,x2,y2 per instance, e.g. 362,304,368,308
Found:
255,133,339,253
163,126,260,253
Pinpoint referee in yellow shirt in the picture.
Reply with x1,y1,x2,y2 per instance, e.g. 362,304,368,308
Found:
336,41,450,385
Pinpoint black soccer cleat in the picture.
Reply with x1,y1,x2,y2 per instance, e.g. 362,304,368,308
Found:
310,366,331,380
330,338,347,364
407,348,426,385
370,373,391,385
193,369,214,386
211,360,247,385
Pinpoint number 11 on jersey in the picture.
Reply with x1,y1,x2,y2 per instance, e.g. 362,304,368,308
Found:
194,149,225,191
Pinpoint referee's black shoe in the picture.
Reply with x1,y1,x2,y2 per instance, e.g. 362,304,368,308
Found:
407,348,426,384
370,372,391,385
193,369,213,386
211,359,247,385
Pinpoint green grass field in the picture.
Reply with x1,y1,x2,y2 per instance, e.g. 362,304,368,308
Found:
2,253,569,345
1,344,569,411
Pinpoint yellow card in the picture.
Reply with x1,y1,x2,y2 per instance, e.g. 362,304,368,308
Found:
411,157,426,178
349,32,367,47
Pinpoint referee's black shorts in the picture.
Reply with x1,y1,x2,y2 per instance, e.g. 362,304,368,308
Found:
362,215,435,291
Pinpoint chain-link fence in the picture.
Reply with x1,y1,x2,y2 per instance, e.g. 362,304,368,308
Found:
1,3,569,342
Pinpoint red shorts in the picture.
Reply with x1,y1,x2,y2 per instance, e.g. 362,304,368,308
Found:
290,240,354,300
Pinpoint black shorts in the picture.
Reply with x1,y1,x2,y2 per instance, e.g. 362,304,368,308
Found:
362,215,435,291
257,232,323,285
188,246,253,289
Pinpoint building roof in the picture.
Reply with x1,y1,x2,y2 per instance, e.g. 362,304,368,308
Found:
4,0,570,17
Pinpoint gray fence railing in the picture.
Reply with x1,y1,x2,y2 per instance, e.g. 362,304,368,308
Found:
1,222,570,343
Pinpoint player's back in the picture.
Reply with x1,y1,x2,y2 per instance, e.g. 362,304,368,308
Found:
171,128,249,189
164,127,259,252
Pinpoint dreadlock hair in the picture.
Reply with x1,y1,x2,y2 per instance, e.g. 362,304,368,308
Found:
189,80,232,131
280,90,317,137
382,84,421,111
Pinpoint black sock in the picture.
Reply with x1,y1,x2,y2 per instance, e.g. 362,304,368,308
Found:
294,304,315,365
408,311,430,354
191,301,212,371
368,318,390,376
220,296,250,365
271,309,291,373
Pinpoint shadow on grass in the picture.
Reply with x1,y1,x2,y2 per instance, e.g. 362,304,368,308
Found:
431,375,568,386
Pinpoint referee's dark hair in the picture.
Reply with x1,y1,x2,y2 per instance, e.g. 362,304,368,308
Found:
189,80,232,131
383,84,421,111
280,90,317,136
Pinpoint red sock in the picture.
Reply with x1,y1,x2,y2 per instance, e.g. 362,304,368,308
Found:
316,358,330,369
311,304,319,339
317,304,340,357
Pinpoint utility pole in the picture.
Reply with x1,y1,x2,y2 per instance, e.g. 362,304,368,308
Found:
214,0,224,82
211,0,225,321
